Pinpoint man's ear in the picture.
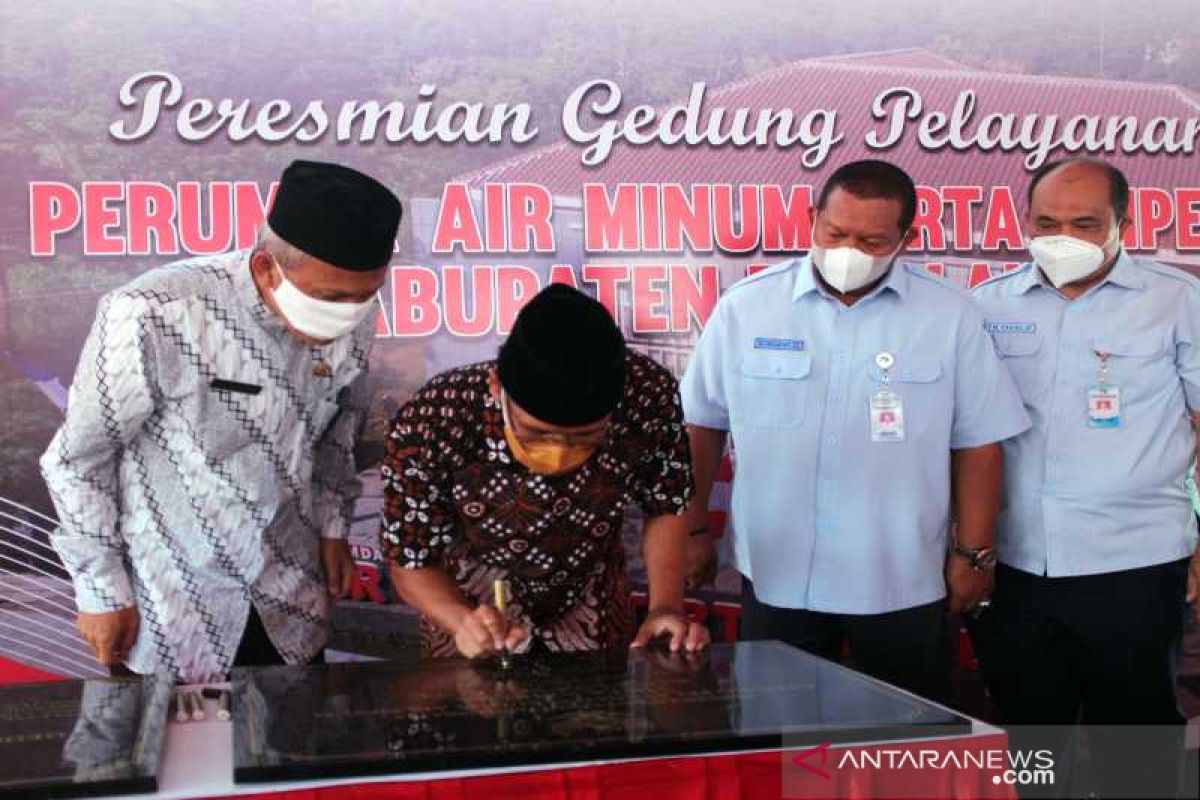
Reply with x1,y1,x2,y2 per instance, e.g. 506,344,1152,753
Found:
250,250,281,291
901,226,919,250
1117,214,1133,246
488,369,502,403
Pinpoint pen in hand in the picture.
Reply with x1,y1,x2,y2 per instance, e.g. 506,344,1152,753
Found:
493,578,512,670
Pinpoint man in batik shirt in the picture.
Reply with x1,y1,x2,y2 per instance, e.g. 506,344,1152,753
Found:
382,284,709,658
41,160,401,682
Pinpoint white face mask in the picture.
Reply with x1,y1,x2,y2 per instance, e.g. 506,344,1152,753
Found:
1028,226,1120,289
811,241,902,293
271,265,376,341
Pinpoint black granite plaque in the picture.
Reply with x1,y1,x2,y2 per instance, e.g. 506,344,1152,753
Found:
232,640,971,783
0,676,170,798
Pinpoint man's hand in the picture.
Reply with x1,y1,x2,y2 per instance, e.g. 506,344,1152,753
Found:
320,537,355,599
684,531,718,590
630,608,710,652
77,607,139,666
1187,546,1200,624
945,555,994,614
452,606,528,660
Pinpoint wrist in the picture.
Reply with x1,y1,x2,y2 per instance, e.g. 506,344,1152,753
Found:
950,537,997,572
683,496,713,527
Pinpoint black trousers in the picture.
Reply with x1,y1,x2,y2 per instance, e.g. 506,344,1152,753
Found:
739,576,951,704
232,607,290,667
967,559,1188,798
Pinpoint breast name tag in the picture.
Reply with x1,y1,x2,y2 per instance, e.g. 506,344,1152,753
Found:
1087,386,1121,428
870,389,906,442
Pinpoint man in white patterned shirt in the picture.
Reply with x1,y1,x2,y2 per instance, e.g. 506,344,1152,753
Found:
40,160,401,682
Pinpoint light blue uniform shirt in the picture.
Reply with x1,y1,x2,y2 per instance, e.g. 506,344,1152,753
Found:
682,257,1030,614
971,252,1200,577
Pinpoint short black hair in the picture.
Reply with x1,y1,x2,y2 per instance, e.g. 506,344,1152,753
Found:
1026,158,1130,223
816,159,918,231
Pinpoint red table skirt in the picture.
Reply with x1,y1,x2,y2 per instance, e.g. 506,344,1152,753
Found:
0,655,64,684
221,733,1016,800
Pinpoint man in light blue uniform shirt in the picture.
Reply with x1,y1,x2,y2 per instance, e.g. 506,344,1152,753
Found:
681,161,1030,702
970,158,1199,796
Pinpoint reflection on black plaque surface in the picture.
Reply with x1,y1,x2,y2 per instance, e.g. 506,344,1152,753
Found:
233,640,971,783
0,676,170,798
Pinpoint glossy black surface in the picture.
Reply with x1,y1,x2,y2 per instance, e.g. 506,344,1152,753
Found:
233,640,970,783
0,676,170,798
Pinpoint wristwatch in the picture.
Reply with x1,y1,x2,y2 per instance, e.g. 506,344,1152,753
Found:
951,539,998,572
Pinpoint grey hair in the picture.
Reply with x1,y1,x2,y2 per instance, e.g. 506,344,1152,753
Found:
254,222,305,270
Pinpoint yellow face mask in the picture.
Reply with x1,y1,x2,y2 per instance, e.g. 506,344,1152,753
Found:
500,390,601,476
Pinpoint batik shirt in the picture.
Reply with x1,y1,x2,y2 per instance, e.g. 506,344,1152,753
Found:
381,353,693,656
41,249,371,682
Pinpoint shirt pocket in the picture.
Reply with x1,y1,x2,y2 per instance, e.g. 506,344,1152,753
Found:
865,352,944,436
991,330,1050,401
733,351,813,428
203,375,297,462
1088,334,1172,415
187,381,258,460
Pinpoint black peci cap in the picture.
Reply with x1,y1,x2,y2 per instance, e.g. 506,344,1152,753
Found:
267,160,402,271
498,284,626,426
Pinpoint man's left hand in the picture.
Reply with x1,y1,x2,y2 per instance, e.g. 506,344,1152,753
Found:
630,608,710,652
321,538,355,599
945,555,994,614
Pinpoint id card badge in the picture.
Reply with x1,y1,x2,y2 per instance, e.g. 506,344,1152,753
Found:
1087,386,1121,428
870,352,905,442
870,389,906,442
1087,351,1121,428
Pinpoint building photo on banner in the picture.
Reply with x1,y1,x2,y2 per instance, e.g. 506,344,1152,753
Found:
0,1,1199,798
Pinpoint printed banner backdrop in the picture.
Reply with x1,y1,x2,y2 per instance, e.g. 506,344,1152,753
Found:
2,0,1199,676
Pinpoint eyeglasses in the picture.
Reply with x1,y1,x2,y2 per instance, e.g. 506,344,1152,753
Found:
500,390,609,447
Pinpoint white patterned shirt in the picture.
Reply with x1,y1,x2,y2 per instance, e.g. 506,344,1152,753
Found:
40,250,372,682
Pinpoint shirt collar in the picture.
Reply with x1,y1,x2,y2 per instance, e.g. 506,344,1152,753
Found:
1011,249,1143,295
792,254,909,303
1008,263,1044,295
1104,250,1144,290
